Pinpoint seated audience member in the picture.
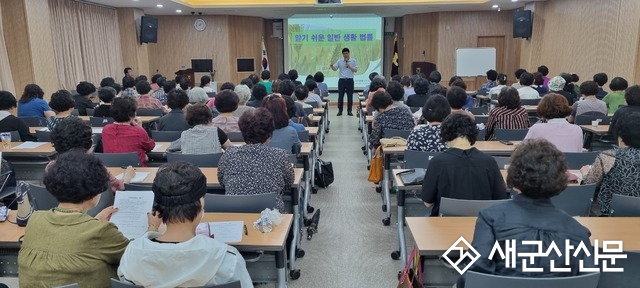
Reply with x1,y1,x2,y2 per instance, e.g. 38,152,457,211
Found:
74,81,97,116
188,87,209,104
488,73,508,97
304,79,323,106
582,112,640,215
285,95,307,131
313,71,329,97
568,81,608,123
247,83,268,108
179,79,193,91
47,90,76,130
450,79,474,110
180,104,231,154
400,75,414,102
524,94,582,152
118,162,252,287
200,75,215,93
363,72,379,96
516,72,540,99
561,73,579,105
446,87,475,121
603,76,629,115
386,81,411,113
121,76,137,98
479,69,498,92
244,76,258,88
151,77,167,105
136,80,168,113
262,94,302,154
0,91,36,141
150,74,162,92
294,85,313,109
212,90,241,133
421,113,508,216
18,151,149,287
278,79,296,98
93,87,117,118
456,139,593,288
548,75,576,105
368,91,415,148
112,83,122,97
511,68,527,89
364,76,387,110
427,71,445,96
218,108,293,212
158,89,191,131
532,72,549,96
571,73,581,96
538,65,551,89
485,87,529,140
407,95,451,152
260,70,273,94
100,77,115,88
232,84,255,118
593,72,609,99
406,78,430,108
288,69,302,86
609,85,640,138
17,84,55,118
102,97,155,166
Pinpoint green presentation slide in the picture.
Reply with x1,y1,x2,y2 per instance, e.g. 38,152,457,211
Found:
287,16,383,89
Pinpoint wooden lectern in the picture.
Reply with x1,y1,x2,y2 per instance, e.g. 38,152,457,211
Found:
175,68,195,83
411,62,437,76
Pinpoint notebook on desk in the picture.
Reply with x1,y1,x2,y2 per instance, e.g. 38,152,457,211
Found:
397,168,426,186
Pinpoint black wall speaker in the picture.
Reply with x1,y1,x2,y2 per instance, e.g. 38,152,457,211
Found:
140,16,158,44
513,10,532,38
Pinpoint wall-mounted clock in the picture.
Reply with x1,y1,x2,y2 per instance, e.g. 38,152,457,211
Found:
194,19,206,32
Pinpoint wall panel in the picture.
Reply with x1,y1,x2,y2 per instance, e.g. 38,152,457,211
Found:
401,13,438,76
118,8,150,80
1,0,33,94
228,16,264,85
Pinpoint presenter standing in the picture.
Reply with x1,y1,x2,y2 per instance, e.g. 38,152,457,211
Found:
330,48,358,116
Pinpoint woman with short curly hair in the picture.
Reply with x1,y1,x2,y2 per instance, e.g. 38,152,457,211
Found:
524,93,583,152
47,90,76,130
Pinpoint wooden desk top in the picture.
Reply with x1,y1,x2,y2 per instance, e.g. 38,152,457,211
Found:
308,115,320,123
306,127,318,136
107,167,304,188
360,101,367,107
381,142,518,156
580,125,610,135
475,95,490,101
30,127,103,134
312,108,324,115
78,116,160,124
0,212,292,252
406,217,640,254
150,142,313,156
0,142,57,157
366,115,373,123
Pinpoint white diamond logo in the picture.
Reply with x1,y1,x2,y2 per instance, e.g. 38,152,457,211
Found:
442,236,481,275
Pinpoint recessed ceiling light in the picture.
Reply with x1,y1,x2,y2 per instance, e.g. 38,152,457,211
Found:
176,9,182,13
156,4,163,8
492,4,499,8
512,0,519,2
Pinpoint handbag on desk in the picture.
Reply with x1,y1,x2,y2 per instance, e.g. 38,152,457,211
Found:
398,247,423,288
368,146,383,183
380,137,407,148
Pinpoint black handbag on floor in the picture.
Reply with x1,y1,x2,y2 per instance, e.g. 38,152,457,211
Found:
314,158,334,188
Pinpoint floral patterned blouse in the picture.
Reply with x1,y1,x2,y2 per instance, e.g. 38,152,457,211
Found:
407,124,448,152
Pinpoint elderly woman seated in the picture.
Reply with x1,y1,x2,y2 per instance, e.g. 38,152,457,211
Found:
118,162,253,287
180,104,232,154
456,139,594,288
18,150,160,287
407,94,451,152
582,111,640,215
47,90,76,130
102,97,156,166
232,84,255,118
211,90,241,133
217,108,294,212
368,91,415,148
261,94,302,155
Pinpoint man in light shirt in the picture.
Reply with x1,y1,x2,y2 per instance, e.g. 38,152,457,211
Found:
516,72,541,99
330,47,358,116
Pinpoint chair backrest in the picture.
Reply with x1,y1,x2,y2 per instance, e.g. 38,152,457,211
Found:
475,115,488,124
563,152,599,169
123,183,152,191
35,130,51,142
550,184,595,216
597,251,640,287
204,193,278,213
226,132,244,142
87,189,115,217
404,150,441,169
206,92,216,98
610,194,640,216
465,271,600,288
476,129,486,142
9,130,21,142
383,128,411,139
166,152,222,167
136,109,163,116
303,107,313,116
199,281,241,288
493,156,510,169
305,101,320,108
86,108,95,116
297,130,309,142
574,114,611,125
19,116,47,127
110,279,143,288
90,117,115,127
520,98,540,106
151,130,183,142
439,197,511,216
469,107,488,115
409,106,421,113
27,184,58,210
71,109,80,116
494,129,528,141
94,152,141,167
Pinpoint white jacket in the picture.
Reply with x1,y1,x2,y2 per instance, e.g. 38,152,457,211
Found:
118,232,253,288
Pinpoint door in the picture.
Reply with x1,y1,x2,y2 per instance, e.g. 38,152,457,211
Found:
477,36,505,73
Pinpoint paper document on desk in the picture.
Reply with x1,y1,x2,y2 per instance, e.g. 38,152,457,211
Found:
38,128,50,132
110,190,154,239
152,144,163,152
196,221,244,243
115,172,150,183
13,142,46,149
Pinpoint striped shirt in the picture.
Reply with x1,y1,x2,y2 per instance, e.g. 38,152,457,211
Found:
485,106,530,140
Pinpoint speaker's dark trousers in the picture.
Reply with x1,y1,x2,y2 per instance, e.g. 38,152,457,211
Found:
337,78,354,113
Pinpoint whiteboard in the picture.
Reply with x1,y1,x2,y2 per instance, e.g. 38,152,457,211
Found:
455,48,496,76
